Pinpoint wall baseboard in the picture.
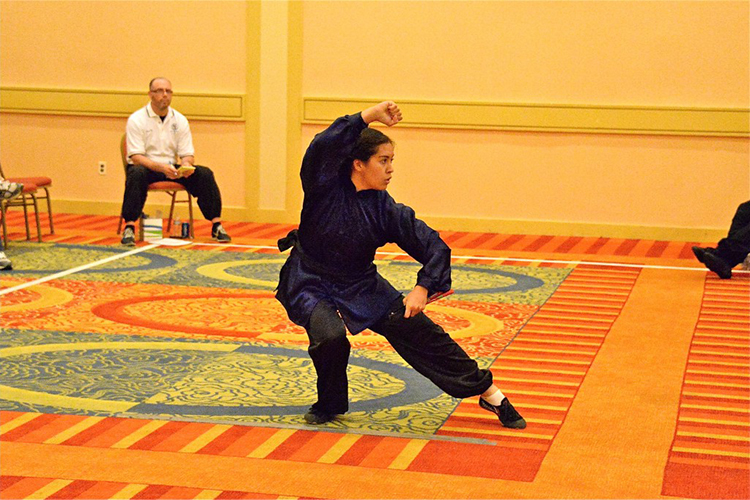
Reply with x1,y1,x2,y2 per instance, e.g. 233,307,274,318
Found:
419,214,725,242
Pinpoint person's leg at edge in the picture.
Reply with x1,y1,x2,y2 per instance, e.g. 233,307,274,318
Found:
0,236,11,270
370,298,526,429
304,300,351,424
693,201,750,279
716,201,750,267
120,165,162,246
178,166,231,242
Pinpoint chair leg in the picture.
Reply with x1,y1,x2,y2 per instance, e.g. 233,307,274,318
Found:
166,192,177,236
22,196,31,240
188,194,195,238
32,194,42,242
117,216,123,235
1,203,8,248
43,187,54,234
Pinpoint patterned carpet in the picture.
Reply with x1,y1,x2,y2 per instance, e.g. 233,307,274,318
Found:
1,212,748,499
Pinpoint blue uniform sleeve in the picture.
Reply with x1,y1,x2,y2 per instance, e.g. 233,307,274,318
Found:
300,113,368,195
384,195,452,295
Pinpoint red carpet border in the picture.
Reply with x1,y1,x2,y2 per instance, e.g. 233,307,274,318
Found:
0,474,314,500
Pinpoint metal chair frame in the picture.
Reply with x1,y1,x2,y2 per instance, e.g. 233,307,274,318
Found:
1,182,42,246
0,162,53,237
116,135,195,240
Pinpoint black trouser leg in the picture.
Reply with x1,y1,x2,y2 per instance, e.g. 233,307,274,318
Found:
369,299,493,399
716,200,750,266
121,165,164,222
177,165,222,221
305,300,351,414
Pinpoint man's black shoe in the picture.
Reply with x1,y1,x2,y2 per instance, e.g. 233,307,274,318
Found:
691,246,710,264
479,397,527,429
121,226,136,247
212,224,232,243
304,408,337,425
692,246,732,279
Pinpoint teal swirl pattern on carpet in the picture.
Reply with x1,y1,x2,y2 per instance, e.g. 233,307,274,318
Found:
0,330,493,435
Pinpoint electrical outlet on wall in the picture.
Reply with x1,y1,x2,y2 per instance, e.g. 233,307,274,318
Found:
98,161,107,175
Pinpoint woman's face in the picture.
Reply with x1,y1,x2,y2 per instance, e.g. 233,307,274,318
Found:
354,142,395,191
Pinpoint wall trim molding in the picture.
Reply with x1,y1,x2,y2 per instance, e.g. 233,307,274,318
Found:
0,86,245,121
3,87,746,136
303,97,750,137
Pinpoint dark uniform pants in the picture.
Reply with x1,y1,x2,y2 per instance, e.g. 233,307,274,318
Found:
305,298,494,415
120,164,223,223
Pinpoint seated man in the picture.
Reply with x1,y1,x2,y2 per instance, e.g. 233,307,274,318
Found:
120,77,231,245
692,200,750,279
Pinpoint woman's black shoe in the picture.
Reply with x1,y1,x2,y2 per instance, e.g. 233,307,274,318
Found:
479,397,527,429
304,408,337,425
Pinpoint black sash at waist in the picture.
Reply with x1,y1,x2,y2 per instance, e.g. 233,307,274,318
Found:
278,229,374,281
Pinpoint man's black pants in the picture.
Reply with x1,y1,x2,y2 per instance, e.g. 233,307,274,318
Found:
305,298,494,415
120,164,223,223
716,200,750,266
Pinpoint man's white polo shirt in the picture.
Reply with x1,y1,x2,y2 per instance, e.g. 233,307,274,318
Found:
126,103,194,165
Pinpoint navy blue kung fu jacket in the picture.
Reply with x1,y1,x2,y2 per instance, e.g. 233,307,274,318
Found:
275,113,451,334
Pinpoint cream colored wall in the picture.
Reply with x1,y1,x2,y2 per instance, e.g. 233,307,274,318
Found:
0,0,248,217
1,0,748,239
302,1,748,106
300,0,750,237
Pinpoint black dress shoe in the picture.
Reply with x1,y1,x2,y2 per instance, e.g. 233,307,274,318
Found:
692,246,732,279
479,397,527,429
692,246,710,264
304,408,337,425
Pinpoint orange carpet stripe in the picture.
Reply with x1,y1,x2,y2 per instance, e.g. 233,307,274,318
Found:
132,484,173,499
213,426,277,457
194,425,252,455
267,430,317,460
0,476,56,500
387,439,429,470
333,434,381,466
157,486,207,499
14,414,85,443
288,430,346,463
0,412,41,433
667,454,750,470
84,482,147,500
357,437,410,468
1,413,60,441
46,479,99,499
57,416,124,447
129,421,192,451
663,274,750,498
0,476,291,500
152,423,227,453
246,428,296,458
82,417,156,448
112,420,169,449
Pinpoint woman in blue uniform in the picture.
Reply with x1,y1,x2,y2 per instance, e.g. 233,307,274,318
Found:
277,101,525,429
